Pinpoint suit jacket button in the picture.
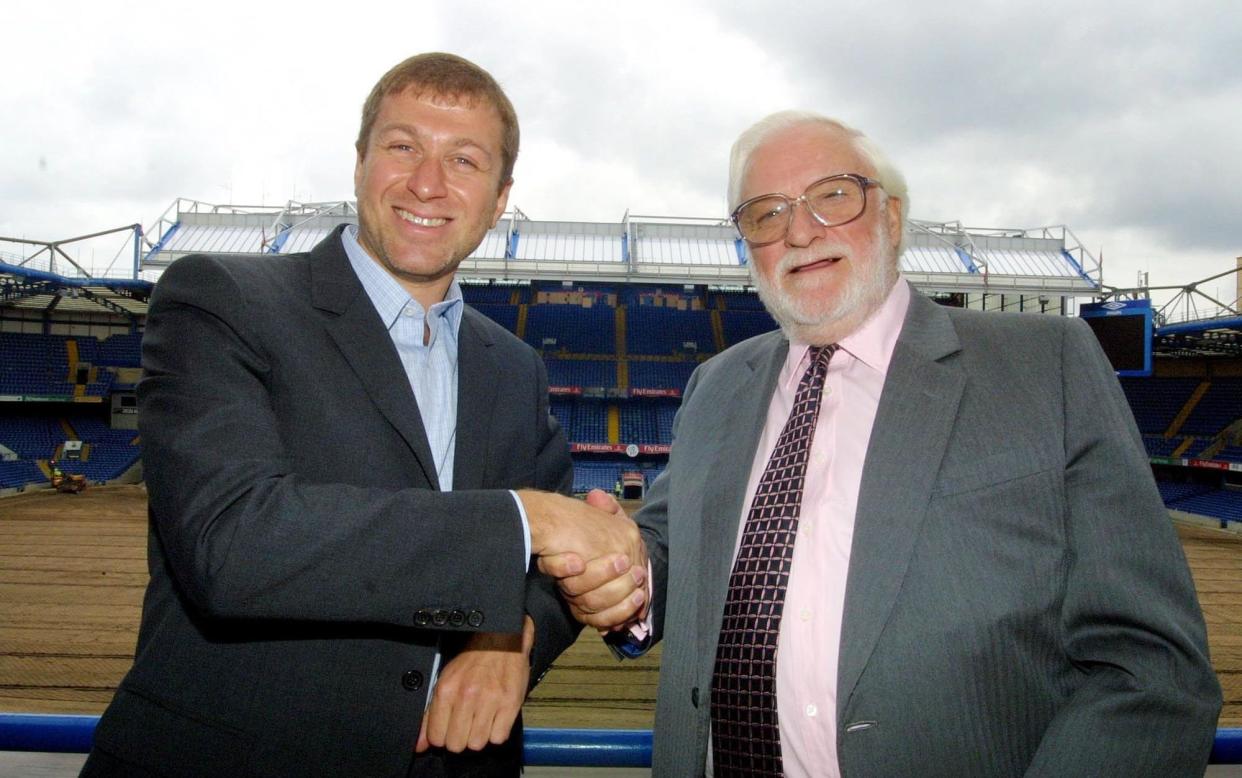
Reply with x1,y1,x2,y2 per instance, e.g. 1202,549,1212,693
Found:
466,610,484,627
691,687,699,708
401,670,424,691
413,609,431,627
449,609,465,627
432,609,448,626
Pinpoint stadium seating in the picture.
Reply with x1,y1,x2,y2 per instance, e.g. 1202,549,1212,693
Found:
1179,378,1242,436
525,304,615,354
625,307,714,356
544,359,616,389
627,360,697,392
1119,377,1202,435
720,309,778,347
1167,489,1242,524
471,303,519,334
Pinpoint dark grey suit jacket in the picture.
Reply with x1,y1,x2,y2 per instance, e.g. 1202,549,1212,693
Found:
89,227,578,777
636,287,1221,776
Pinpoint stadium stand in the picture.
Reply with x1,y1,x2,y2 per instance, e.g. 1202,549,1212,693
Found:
1120,377,1203,435
720,309,778,347
627,360,697,392
1180,378,1242,436
525,304,615,354
470,303,519,334
545,358,617,389
626,306,715,356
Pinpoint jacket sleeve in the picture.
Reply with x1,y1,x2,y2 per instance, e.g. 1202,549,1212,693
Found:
1025,318,1221,775
522,351,582,685
139,254,532,635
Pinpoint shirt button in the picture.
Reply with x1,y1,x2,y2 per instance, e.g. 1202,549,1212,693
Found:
800,608,813,622
806,703,818,718
403,308,417,317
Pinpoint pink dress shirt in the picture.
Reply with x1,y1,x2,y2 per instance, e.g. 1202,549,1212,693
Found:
732,279,910,777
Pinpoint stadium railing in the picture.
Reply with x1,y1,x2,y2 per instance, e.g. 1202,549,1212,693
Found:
0,714,1239,766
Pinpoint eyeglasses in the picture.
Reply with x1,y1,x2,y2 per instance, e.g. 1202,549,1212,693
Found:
731,173,882,245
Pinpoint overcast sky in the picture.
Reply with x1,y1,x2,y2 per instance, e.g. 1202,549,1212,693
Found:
4,0,1239,309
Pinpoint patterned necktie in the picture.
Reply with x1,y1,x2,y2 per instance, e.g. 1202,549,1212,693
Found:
710,344,838,777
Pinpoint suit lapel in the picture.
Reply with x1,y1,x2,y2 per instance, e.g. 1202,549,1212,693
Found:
310,227,440,489
452,309,497,490
697,334,789,661
837,293,965,717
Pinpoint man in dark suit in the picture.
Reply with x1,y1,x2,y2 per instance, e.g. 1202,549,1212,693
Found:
559,112,1221,775
82,53,643,777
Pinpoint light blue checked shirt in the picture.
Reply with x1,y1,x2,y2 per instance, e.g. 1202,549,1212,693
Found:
341,226,531,563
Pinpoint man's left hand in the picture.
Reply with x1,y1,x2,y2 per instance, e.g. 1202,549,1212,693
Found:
415,616,534,753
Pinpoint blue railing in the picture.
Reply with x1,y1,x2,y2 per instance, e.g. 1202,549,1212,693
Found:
0,714,1238,766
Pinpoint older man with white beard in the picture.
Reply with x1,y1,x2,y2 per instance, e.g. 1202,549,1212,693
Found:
554,111,1220,777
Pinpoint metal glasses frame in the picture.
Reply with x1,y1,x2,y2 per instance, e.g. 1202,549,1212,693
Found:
730,173,882,245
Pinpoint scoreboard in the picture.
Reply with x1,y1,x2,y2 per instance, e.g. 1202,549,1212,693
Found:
1079,299,1153,377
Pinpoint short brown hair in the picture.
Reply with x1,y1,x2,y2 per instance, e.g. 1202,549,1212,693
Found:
355,52,519,187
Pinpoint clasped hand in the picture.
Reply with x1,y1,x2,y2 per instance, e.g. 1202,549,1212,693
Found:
521,489,650,631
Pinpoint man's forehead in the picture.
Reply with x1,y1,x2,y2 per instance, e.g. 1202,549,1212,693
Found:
374,87,503,141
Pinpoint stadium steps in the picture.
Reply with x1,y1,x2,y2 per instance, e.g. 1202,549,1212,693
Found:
710,310,726,353
1201,419,1242,461
618,359,628,391
515,304,528,341
615,306,627,357
59,419,78,440
1165,381,1211,437
1173,437,1197,458
607,405,620,444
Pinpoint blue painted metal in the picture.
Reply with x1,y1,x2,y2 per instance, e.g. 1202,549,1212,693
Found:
0,715,1235,766
267,226,292,254
953,246,979,273
1059,248,1095,285
734,237,748,265
142,221,181,264
507,228,520,260
0,261,153,291
524,727,651,767
0,714,95,753
1214,728,1242,764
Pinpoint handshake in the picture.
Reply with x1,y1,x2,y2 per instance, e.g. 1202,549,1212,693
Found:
519,489,649,631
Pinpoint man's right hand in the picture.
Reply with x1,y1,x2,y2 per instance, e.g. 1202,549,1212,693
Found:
520,489,648,629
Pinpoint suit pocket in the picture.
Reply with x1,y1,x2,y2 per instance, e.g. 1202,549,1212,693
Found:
94,684,251,777
934,449,1059,497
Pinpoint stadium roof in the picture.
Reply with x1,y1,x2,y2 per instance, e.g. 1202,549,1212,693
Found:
2,197,1105,320
139,198,1102,295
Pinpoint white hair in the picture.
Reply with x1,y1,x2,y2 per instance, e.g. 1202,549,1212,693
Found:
726,111,910,253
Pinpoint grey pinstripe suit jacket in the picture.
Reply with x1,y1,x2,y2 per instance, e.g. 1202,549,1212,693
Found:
635,286,1221,776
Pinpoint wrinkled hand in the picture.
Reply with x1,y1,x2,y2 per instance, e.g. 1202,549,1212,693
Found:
529,490,650,631
415,616,534,754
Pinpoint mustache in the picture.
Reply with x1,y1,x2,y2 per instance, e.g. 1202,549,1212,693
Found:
775,241,854,274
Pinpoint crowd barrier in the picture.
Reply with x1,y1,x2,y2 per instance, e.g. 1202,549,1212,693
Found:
0,714,1239,766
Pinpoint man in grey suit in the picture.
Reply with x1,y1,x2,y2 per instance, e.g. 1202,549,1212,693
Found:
81,53,643,777
560,112,1221,775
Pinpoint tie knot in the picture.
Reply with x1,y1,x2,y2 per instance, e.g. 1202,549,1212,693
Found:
802,344,838,386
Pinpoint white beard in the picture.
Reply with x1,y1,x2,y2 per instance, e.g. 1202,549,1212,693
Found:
751,216,899,346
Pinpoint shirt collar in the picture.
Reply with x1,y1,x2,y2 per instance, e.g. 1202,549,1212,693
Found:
785,277,912,387
340,224,464,339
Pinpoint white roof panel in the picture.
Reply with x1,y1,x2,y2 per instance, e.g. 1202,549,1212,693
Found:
469,227,512,260
163,224,266,255
638,236,737,265
281,227,335,254
901,244,970,274
977,248,1080,277
515,232,623,262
